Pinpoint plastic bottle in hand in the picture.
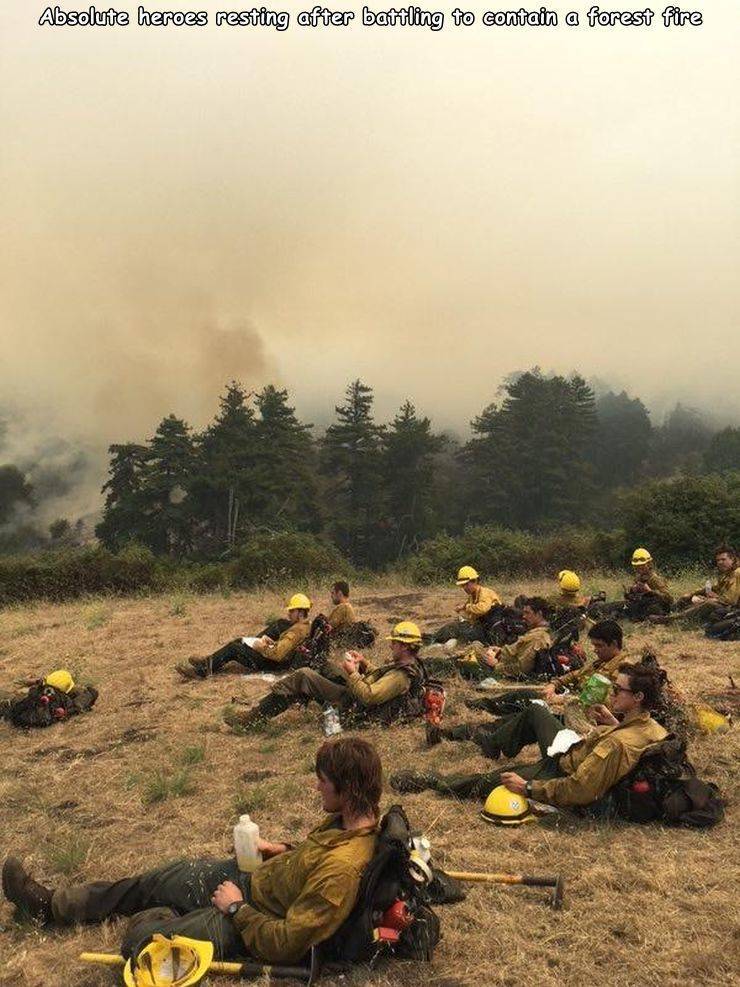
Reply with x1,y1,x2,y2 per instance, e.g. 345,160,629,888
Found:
234,814,262,872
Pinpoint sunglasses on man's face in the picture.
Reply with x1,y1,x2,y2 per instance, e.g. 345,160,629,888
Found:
611,684,634,695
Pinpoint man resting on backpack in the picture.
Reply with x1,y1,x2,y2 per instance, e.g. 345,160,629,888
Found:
2,737,380,965
473,597,552,679
0,669,98,730
176,594,312,680
224,621,426,732
392,661,667,809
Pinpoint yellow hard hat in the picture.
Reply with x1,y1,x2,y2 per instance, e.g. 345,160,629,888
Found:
286,593,311,611
558,570,581,593
387,620,423,646
44,669,75,694
631,548,653,567
123,934,213,987
481,785,536,826
455,565,479,585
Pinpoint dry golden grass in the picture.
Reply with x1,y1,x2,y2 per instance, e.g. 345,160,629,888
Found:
1,576,739,987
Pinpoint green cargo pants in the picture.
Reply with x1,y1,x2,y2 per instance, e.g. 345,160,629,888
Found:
51,858,253,959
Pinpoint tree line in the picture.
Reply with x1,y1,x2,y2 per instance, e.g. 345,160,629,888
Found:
87,371,740,568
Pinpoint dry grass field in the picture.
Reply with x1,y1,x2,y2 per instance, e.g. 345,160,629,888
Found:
1,576,738,987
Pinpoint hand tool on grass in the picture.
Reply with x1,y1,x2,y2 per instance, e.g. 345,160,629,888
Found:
446,869,565,909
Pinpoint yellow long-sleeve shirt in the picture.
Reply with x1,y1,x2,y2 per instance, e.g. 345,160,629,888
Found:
497,625,552,678
637,570,673,606
259,620,311,664
714,567,740,606
346,662,414,706
555,649,627,691
462,585,500,621
530,710,667,808
327,601,356,631
233,815,376,962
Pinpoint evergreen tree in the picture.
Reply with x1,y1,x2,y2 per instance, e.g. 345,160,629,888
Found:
320,380,385,564
95,443,151,550
0,464,34,525
703,427,740,473
138,415,197,555
463,370,597,527
251,385,320,531
649,403,713,476
382,401,446,555
588,391,652,488
194,382,257,550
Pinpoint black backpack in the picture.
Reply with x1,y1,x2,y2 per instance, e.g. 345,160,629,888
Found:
532,641,586,681
292,614,333,671
480,605,526,646
322,805,446,965
705,606,740,641
5,683,77,729
589,736,725,828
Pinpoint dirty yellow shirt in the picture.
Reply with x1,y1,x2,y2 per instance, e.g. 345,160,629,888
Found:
714,567,740,606
497,625,552,678
234,815,376,962
555,649,626,691
261,619,310,664
346,662,413,706
530,710,668,808
640,569,673,606
327,601,356,631
462,585,500,621
546,590,586,608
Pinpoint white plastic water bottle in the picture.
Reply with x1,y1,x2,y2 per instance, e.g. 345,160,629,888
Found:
704,580,713,594
323,706,343,736
234,814,262,873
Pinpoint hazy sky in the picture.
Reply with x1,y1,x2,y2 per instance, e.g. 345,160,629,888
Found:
2,0,739,457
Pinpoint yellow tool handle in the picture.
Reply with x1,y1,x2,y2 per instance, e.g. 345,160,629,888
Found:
80,952,271,976
445,871,524,885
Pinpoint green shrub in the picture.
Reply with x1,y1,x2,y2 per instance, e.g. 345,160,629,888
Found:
619,472,740,568
403,525,627,583
189,563,230,593
0,543,159,606
230,531,352,588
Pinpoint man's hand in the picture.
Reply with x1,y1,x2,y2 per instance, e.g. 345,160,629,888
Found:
342,650,363,675
454,603,466,613
500,772,527,796
588,704,619,726
542,683,557,701
257,838,289,858
211,881,244,914
482,647,500,669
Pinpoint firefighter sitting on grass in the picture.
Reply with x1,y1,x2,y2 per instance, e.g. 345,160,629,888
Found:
176,594,312,679
3,737,380,966
392,661,667,814
224,621,426,731
460,597,552,680
652,544,740,628
428,566,501,645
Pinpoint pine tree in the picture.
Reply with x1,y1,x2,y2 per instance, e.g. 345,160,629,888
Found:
251,385,320,531
95,443,150,550
194,382,257,549
588,391,652,488
463,370,598,527
704,427,740,474
320,380,385,564
138,415,197,554
382,401,446,556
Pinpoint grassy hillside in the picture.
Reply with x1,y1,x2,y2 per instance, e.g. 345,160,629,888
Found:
0,577,738,987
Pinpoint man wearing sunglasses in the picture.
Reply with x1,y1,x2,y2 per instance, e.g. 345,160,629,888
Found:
392,661,667,810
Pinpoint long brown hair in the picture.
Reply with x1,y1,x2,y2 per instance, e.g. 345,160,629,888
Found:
315,737,382,819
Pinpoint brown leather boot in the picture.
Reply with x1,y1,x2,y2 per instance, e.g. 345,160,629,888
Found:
2,857,54,923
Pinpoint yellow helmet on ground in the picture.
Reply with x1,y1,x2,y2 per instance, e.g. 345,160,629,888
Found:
44,669,75,694
123,934,213,987
481,785,536,826
456,565,480,585
631,548,653,567
558,570,581,593
387,621,423,646
286,593,311,611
